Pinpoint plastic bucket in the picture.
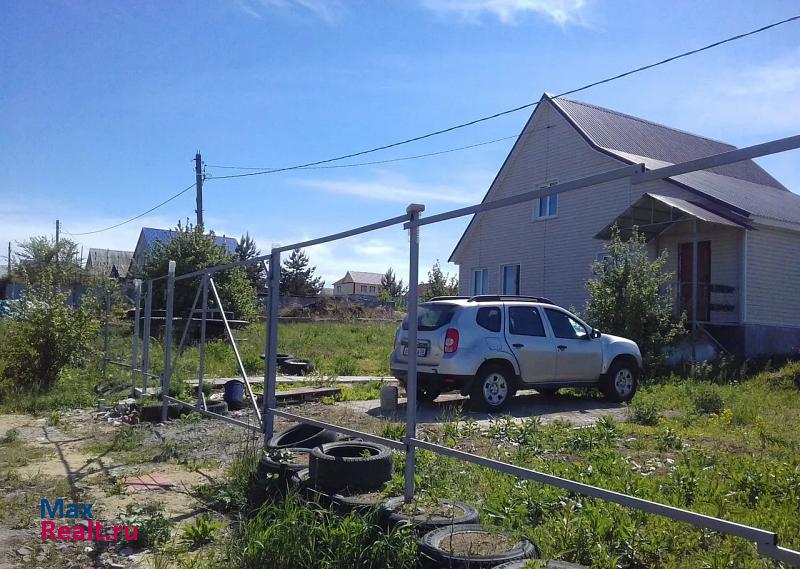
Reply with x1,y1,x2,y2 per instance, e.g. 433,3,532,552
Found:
223,380,245,409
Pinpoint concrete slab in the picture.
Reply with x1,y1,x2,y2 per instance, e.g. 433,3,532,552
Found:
343,390,626,427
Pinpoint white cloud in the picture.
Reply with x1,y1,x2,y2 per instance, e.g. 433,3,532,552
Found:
420,0,589,25
294,171,485,205
682,50,800,134
238,0,343,24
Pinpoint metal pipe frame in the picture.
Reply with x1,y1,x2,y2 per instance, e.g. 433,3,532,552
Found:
177,283,203,356
163,395,260,432
403,203,424,502
268,408,404,451
130,279,142,398
141,280,153,395
161,261,176,423
263,250,281,444
209,277,262,423
149,132,800,565
197,274,209,410
102,288,111,377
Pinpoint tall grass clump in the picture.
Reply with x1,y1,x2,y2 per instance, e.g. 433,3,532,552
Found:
234,493,418,569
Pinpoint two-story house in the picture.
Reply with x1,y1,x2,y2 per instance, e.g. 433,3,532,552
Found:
450,94,800,357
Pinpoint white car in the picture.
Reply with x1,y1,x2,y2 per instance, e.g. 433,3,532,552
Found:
390,295,642,411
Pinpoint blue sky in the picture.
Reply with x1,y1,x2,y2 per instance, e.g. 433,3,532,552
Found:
2,1,799,285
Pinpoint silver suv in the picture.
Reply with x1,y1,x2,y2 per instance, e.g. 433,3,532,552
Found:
390,295,642,411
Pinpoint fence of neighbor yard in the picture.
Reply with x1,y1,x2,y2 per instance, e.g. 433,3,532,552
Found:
119,133,800,565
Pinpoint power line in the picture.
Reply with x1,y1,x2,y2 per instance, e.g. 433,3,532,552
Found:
206,134,520,173
65,13,800,234
207,13,800,179
64,183,197,236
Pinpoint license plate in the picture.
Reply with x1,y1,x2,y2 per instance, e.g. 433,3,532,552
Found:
403,346,427,357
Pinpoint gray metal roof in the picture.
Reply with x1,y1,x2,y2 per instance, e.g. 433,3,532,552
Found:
86,248,134,279
551,97,787,190
334,271,384,285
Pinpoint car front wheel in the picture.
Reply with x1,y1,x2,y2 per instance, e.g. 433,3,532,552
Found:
471,365,515,411
601,360,639,402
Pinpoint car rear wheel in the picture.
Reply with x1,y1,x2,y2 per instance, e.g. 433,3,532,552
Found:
601,360,639,402
471,365,514,411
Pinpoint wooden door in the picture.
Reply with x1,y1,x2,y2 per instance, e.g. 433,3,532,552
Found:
679,241,711,321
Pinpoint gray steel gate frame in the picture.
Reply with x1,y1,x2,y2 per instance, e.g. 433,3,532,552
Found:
133,133,800,565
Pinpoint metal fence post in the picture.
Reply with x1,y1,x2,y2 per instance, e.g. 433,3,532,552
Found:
141,280,153,396
131,279,142,398
264,249,281,445
161,260,176,422
102,287,111,378
404,203,425,502
197,273,209,409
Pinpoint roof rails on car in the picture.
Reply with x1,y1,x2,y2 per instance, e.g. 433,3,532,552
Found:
467,295,555,304
427,296,471,301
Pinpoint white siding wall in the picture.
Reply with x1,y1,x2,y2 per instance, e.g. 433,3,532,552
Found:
745,225,800,327
454,100,695,312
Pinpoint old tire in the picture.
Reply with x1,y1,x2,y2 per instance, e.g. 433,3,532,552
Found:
290,468,330,505
204,400,228,415
267,424,340,450
309,441,394,494
380,497,479,534
601,359,639,402
257,448,311,479
331,487,390,515
139,403,181,422
420,524,538,569
471,364,515,412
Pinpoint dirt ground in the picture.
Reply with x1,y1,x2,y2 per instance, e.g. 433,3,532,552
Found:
0,392,618,568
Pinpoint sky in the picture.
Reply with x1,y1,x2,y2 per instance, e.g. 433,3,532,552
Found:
1,0,799,286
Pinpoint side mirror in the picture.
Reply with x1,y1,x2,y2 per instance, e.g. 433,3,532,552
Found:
590,328,602,339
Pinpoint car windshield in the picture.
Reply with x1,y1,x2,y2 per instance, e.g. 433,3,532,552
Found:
402,303,456,331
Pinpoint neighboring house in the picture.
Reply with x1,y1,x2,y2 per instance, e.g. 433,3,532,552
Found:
450,93,800,357
333,271,383,296
129,227,239,275
85,249,133,280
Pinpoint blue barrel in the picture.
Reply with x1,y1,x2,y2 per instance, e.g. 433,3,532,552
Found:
223,380,245,409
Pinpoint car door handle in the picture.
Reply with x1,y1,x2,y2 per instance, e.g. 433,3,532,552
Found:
557,345,567,351
512,343,524,348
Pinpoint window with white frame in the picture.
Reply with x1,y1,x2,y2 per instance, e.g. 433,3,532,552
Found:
533,180,558,220
472,268,489,295
501,264,520,295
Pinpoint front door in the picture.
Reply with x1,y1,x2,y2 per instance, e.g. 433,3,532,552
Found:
679,241,711,322
543,308,603,381
505,305,556,383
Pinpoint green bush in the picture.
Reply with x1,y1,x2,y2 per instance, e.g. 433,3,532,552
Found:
332,356,358,377
181,514,225,549
627,396,661,426
0,270,100,392
692,384,724,415
119,503,172,549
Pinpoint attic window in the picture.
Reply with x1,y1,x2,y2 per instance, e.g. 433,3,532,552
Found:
533,180,558,220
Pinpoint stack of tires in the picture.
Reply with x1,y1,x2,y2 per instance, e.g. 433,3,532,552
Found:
377,498,538,568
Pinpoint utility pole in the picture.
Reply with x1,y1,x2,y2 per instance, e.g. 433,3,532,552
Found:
195,152,204,229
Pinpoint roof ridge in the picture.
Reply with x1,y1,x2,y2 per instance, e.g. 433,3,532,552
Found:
551,96,737,149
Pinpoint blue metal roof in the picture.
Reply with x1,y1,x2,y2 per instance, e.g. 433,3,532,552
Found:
140,228,238,254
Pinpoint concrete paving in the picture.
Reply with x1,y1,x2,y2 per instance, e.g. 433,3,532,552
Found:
343,389,626,427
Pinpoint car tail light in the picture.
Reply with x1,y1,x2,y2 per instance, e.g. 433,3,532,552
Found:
444,328,459,353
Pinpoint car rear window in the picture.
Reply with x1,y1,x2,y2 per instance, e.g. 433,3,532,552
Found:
402,303,456,331
476,306,501,332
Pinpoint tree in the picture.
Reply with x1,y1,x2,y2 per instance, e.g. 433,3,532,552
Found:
422,260,458,300
141,222,259,321
16,235,81,285
0,269,100,392
279,249,324,296
583,226,685,370
379,267,407,300
237,232,267,291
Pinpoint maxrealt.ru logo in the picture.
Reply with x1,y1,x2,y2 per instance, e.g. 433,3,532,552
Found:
40,499,138,542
